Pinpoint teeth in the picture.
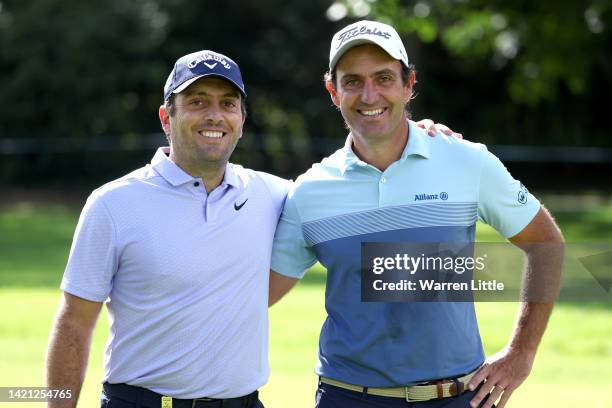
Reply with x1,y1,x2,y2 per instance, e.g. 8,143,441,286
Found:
361,108,384,116
200,131,223,138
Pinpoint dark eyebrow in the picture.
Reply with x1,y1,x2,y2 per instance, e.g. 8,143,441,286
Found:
183,90,241,99
339,73,360,82
339,69,397,81
374,69,396,76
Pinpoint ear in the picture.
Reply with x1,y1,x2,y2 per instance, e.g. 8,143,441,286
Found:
159,105,171,137
325,80,340,108
403,70,417,102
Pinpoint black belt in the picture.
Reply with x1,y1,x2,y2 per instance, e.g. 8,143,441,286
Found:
103,383,259,408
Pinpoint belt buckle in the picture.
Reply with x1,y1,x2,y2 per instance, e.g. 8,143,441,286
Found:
404,387,416,403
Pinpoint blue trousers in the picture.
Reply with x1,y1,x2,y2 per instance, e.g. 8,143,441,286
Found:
315,382,492,408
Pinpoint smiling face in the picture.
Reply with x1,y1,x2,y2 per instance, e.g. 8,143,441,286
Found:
159,77,245,176
327,44,415,150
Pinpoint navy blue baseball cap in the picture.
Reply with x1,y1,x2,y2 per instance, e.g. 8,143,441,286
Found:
163,50,246,101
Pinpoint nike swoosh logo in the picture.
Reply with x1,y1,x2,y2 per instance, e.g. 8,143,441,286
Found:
234,198,248,211
204,62,218,69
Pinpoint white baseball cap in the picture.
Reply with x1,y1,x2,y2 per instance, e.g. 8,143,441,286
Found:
329,20,409,71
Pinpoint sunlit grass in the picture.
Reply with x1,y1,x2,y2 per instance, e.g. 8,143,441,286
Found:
1,197,611,407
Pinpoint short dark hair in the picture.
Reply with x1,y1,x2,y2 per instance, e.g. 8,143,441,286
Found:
164,93,247,118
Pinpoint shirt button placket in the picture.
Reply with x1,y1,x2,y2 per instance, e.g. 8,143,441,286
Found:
192,180,208,222
379,176,387,207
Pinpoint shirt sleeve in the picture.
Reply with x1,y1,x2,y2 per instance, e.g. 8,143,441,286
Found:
60,192,118,301
477,147,541,238
258,172,292,219
270,189,317,279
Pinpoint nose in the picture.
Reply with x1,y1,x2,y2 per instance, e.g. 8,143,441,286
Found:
360,80,378,105
204,104,223,125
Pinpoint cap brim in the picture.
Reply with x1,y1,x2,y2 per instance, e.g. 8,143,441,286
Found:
171,74,247,98
330,38,406,71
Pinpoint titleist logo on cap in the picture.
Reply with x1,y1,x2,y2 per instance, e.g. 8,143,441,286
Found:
336,25,392,49
187,52,232,70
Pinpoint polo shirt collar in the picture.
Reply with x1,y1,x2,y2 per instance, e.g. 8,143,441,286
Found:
222,162,240,188
339,120,431,174
339,136,361,174
401,120,431,160
151,147,240,189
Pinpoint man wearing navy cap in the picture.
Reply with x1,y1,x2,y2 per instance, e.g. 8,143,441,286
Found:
269,20,564,408
45,50,287,408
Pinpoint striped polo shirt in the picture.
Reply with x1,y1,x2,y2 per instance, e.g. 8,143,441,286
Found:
270,120,540,387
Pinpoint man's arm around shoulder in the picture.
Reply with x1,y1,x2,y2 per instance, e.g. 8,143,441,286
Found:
46,292,102,408
469,207,565,408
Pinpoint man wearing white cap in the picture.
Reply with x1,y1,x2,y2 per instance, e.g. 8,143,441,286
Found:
269,20,564,408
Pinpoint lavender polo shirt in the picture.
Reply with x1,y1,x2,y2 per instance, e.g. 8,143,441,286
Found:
61,147,290,398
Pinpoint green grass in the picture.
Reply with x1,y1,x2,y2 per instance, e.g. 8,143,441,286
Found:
1,197,611,407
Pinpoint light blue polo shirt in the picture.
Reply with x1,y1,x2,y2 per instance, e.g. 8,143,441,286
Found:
62,147,290,398
271,120,541,387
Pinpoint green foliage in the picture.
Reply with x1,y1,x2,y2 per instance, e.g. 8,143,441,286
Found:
0,0,171,138
0,0,611,187
0,0,341,143
367,0,612,106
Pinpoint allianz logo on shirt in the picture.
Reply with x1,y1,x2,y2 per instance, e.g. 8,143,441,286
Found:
414,192,449,201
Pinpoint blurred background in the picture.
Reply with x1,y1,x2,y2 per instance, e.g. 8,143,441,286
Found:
1,0,611,189
1,0,611,407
